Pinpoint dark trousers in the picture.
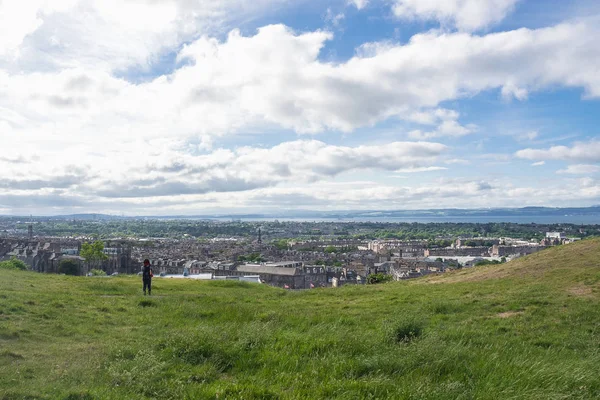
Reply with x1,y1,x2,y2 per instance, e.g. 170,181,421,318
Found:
143,279,152,294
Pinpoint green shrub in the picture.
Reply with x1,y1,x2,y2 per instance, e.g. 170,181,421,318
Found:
0,257,28,271
385,318,424,343
367,273,392,284
59,259,80,276
475,259,502,266
90,269,107,276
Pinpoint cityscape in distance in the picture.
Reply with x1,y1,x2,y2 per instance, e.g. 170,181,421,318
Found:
2,0,600,398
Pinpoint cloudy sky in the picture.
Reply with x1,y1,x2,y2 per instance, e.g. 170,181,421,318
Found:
1,0,600,215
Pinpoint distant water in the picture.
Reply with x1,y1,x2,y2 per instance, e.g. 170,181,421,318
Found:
212,215,600,224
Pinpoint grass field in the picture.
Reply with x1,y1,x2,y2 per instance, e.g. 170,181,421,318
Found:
1,239,600,399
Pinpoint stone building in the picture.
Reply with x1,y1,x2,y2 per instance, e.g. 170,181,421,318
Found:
303,265,327,288
233,264,305,289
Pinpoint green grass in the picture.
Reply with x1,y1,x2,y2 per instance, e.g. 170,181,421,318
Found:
1,239,600,399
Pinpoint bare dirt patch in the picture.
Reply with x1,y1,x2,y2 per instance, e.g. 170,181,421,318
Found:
497,311,524,318
567,285,594,297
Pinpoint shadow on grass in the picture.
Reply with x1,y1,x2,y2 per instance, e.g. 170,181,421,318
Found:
138,299,156,308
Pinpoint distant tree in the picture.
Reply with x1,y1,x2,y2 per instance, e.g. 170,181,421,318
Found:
475,260,501,267
238,253,264,263
59,259,80,276
273,240,289,250
90,269,107,276
324,245,337,254
80,241,108,271
0,257,28,270
367,273,392,284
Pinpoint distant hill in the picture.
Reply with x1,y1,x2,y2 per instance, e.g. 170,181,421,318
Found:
4,206,600,220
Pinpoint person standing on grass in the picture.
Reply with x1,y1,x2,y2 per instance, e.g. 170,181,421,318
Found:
142,259,153,296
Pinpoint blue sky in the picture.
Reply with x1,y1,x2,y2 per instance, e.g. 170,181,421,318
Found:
0,0,599,215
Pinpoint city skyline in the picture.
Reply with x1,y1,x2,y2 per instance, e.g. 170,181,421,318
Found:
1,0,600,215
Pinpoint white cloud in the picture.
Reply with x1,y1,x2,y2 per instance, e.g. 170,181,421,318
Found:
532,161,545,166
515,131,539,142
516,140,600,163
3,174,600,215
407,108,476,139
0,139,448,200
394,166,448,173
391,0,520,31
444,158,470,165
2,2,600,213
1,20,600,143
325,8,345,27
92,140,447,197
0,0,292,72
501,82,528,100
557,164,600,175
409,120,477,139
348,0,368,10
171,20,600,134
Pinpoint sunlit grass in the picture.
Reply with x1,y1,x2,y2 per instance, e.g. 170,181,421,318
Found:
1,239,599,399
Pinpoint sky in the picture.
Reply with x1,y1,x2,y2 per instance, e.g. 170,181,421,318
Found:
1,0,600,216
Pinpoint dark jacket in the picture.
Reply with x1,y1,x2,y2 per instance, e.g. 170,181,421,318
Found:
142,265,153,281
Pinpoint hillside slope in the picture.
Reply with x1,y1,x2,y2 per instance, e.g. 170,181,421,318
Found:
1,239,599,399
425,237,600,290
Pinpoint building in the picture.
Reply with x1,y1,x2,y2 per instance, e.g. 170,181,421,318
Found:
303,265,327,288
233,264,305,289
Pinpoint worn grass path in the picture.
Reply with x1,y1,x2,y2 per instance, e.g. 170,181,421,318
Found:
1,239,600,399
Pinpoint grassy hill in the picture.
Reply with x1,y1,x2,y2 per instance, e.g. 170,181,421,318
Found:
1,239,599,399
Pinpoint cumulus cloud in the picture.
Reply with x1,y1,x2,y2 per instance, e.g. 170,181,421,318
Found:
406,108,476,139
88,140,448,198
557,164,600,175
173,177,600,212
516,140,600,163
1,20,600,143
3,175,600,215
0,0,292,72
391,0,520,31
161,21,600,134
2,2,600,213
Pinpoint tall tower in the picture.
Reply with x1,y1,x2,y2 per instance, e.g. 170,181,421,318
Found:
257,228,262,245
28,215,33,240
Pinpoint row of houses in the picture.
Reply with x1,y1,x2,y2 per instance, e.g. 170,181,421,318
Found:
151,260,362,289
0,239,134,275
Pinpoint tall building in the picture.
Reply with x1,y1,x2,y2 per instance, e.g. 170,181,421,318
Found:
27,214,34,240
